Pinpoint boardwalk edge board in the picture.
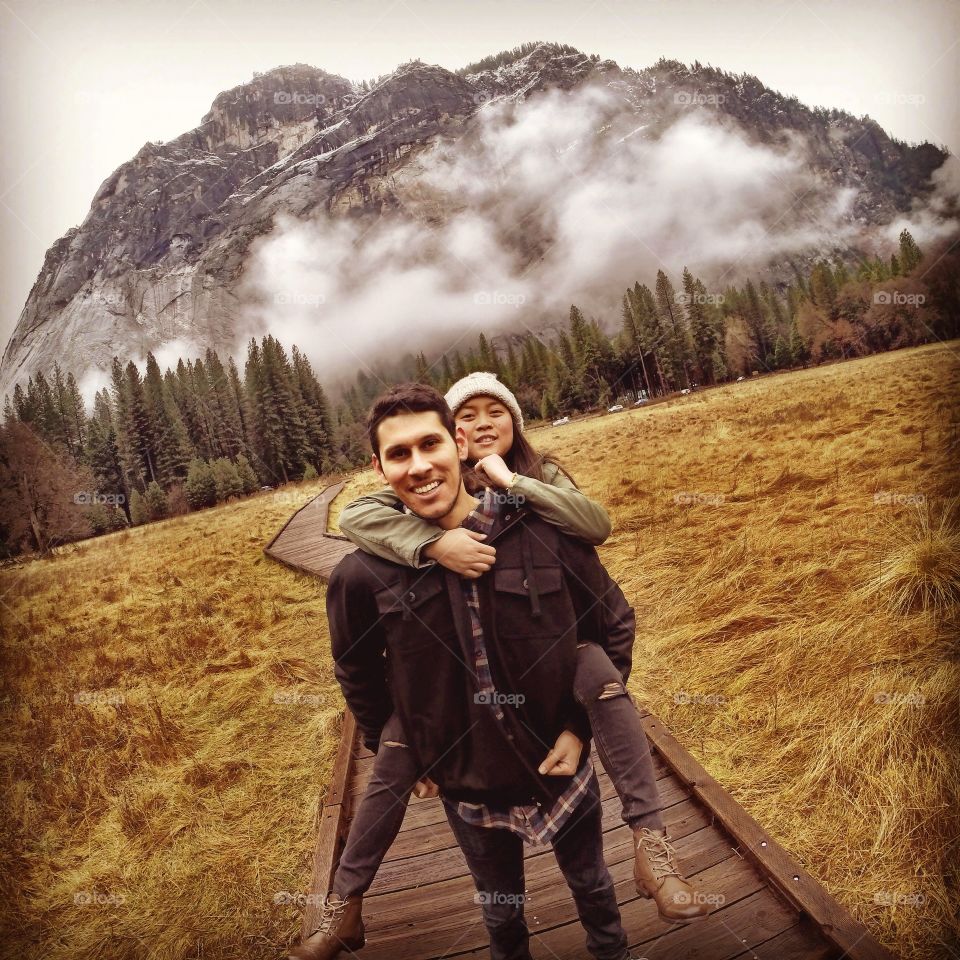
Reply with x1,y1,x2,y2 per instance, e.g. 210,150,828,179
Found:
640,715,896,960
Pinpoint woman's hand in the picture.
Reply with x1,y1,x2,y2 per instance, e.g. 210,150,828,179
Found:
538,730,584,776
474,454,514,489
424,528,496,578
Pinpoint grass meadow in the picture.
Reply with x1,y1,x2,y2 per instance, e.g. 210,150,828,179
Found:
1,341,958,959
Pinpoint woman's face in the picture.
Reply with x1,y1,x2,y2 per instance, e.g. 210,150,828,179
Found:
455,395,515,461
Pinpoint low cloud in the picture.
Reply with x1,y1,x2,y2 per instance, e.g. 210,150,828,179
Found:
239,83,958,384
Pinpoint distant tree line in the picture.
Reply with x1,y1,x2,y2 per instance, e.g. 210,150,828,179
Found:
1,229,955,556
338,229,956,422
0,336,339,554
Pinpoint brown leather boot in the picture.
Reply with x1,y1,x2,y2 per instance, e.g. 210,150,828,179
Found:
288,894,365,960
633,827,711,923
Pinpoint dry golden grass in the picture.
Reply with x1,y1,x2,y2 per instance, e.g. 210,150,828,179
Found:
2,342,958,959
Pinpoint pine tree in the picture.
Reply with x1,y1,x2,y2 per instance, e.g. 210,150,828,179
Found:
170,359,208,458
143,352,193,486
247,336,310,484
292,346,333,471
110,358,144,494
438,354,454,393
742,280,775,369
12,383,32,425
46,367,87,458
898,229,922,273
210,457,243,502
414,352,434,385
190,358,222,461
451,349,468,382
144,480,169,520
503,341,520,390
30,371,60,446
129,489,149,526
108,360,135,504
655,270,692,389
682,268,720,385
84,389,127,515
204,348,246,460
809,261,838,311
476,333,500,374
236,454,260,494
621,291,652,397
630,283,669,395
185,458,217,509
788,316,810,367
123,360,158,487
772,335,791,370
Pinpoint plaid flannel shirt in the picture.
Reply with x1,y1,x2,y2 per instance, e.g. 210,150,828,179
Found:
449,487,593,846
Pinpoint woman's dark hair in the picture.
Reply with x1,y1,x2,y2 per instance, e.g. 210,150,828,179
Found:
506,429,578,487
366,383,456,459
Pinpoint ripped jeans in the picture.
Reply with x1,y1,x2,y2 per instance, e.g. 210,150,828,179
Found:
331,643,663,900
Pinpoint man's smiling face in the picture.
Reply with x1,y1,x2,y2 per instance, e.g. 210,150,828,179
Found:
373,410,470,525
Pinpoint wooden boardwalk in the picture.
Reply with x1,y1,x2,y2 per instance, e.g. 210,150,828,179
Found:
266,484,896,960
263,481,356,579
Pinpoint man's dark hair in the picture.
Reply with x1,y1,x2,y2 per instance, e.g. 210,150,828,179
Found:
366,382,457,459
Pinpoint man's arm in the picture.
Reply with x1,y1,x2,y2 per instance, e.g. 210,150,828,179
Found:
559,536,635,683
326,557,393,752
599,571,636,683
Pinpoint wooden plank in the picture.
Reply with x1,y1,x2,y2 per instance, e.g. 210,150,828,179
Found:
640,712,895,960
264,480,359,580
300,710,358,939
738,918,839,959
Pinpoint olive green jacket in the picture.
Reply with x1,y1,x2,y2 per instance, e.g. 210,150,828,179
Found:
338,462,612,567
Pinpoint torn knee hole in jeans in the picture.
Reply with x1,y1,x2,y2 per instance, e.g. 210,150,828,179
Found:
383,740,409,749
598,681,627,701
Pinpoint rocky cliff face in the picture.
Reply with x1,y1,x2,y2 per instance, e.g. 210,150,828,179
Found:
0,44,949,401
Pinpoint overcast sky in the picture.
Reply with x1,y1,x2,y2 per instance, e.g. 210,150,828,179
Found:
1,0,957,352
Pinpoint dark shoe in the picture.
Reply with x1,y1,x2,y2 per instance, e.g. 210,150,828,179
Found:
288,894,365,959
633,827,711,923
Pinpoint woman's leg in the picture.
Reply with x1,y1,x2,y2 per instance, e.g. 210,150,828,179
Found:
331,712,421,899
573,642,663,831
573,643,710,922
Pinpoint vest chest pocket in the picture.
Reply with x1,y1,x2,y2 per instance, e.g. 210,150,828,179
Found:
493,565,566,623
492,565,563,597
375,577,449,652
374,576,445,615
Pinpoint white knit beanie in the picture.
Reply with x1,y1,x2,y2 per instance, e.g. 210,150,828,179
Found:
444,371,525,433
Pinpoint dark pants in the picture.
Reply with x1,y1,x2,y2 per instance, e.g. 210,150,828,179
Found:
573,642,664,832
443,772,629,960
332,712,420,899
332,644,664,899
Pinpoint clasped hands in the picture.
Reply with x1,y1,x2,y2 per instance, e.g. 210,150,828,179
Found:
422,454,515,579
